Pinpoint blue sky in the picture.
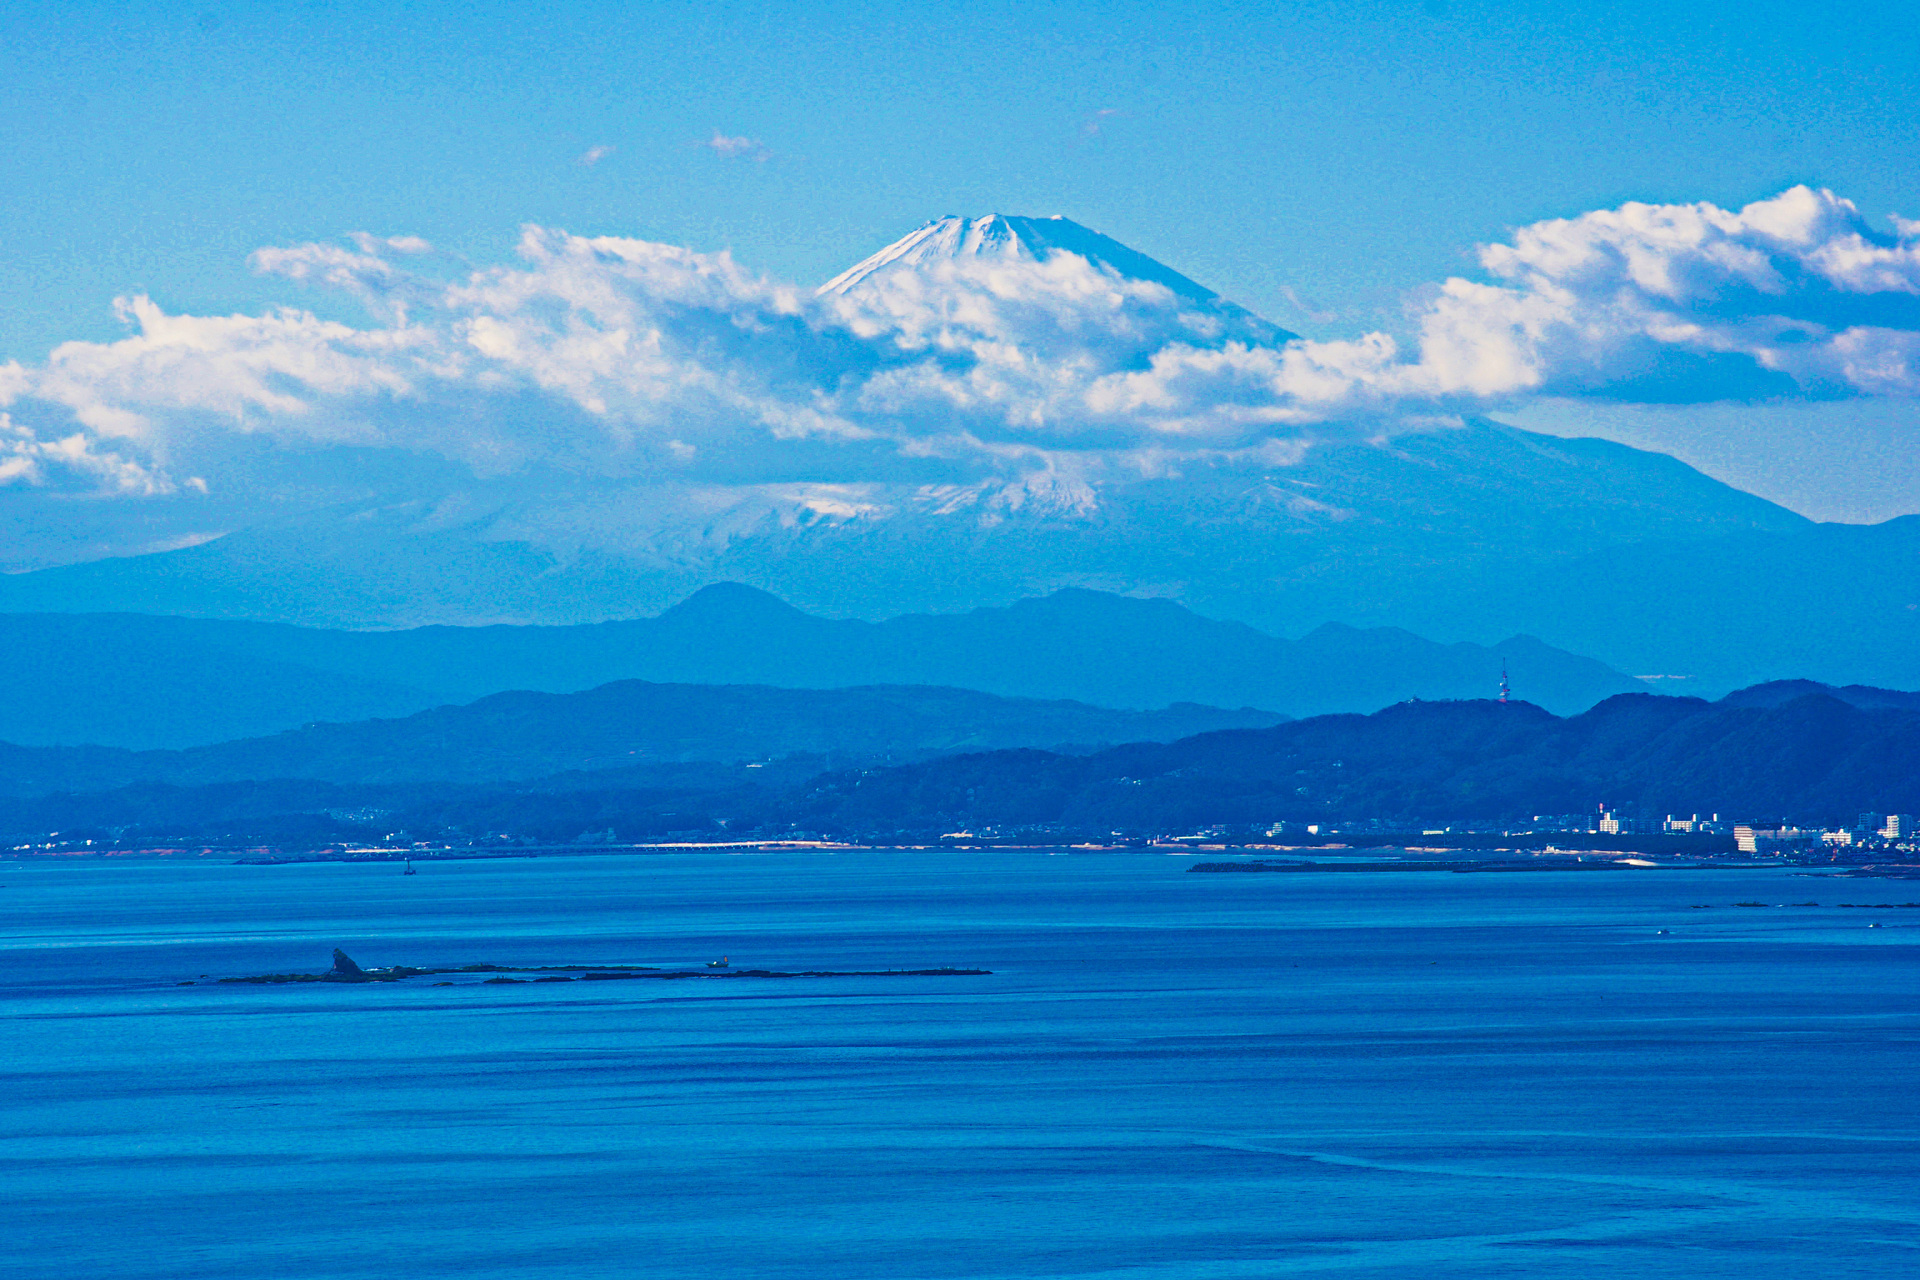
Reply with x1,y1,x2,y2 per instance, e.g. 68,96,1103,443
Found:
7,0,1915,354
3,0,1919,537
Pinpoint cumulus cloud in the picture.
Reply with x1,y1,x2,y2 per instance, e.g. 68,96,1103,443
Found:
5,186,1920,510
29,294,432,442
1419,186,1920,402
0,413,181,494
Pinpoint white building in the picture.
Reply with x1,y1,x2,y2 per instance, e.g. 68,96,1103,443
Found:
1735,825,1820,854
1599,809,1648,835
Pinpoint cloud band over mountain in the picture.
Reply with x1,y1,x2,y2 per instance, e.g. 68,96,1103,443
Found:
3,186,1917,505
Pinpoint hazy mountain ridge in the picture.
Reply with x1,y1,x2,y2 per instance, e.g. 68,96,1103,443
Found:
0,613,445,750
3,421,1893,697
0,580,1641,748
0,422,1807,632
0,680,1288,797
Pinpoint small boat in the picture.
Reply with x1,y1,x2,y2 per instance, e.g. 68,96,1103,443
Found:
403,859,416,876
707,956,730,968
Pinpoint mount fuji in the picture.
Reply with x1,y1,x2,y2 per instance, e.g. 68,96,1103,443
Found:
1,215,1915,696
818,213,1293,345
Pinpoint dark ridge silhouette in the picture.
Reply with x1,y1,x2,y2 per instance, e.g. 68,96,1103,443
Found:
8,686,1920,846
773,690,1920,832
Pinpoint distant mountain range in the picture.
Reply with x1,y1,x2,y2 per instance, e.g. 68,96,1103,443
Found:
1,422,1907,694
0,584,1641,749
0,680,1286,797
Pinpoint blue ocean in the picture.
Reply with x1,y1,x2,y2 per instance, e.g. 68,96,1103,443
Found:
5,851,1916,1278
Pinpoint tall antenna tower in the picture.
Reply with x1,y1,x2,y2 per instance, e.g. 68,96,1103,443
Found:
1499,660,1510,704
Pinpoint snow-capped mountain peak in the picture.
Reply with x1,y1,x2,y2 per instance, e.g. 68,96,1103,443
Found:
820,214,1219,303
818,213,1294,343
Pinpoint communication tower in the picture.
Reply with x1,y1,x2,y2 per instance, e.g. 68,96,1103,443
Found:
1499,660,1510,704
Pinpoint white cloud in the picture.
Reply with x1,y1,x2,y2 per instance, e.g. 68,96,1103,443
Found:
348,232,434,255
31,294,432,444
0,359,29,406
6,186,1920,510
1420,186,1920,401
1,413,178,494
250,243,419,323
703,131,771,162
577,145,615,167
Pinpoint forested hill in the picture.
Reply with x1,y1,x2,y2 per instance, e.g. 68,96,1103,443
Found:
781,691,1920,832
10,688,1920,848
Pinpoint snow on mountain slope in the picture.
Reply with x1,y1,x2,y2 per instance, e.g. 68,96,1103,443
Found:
820,215,1213,301
820,213,1295,344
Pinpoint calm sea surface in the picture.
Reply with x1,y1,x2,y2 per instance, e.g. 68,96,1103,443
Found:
4,851,1916,1278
